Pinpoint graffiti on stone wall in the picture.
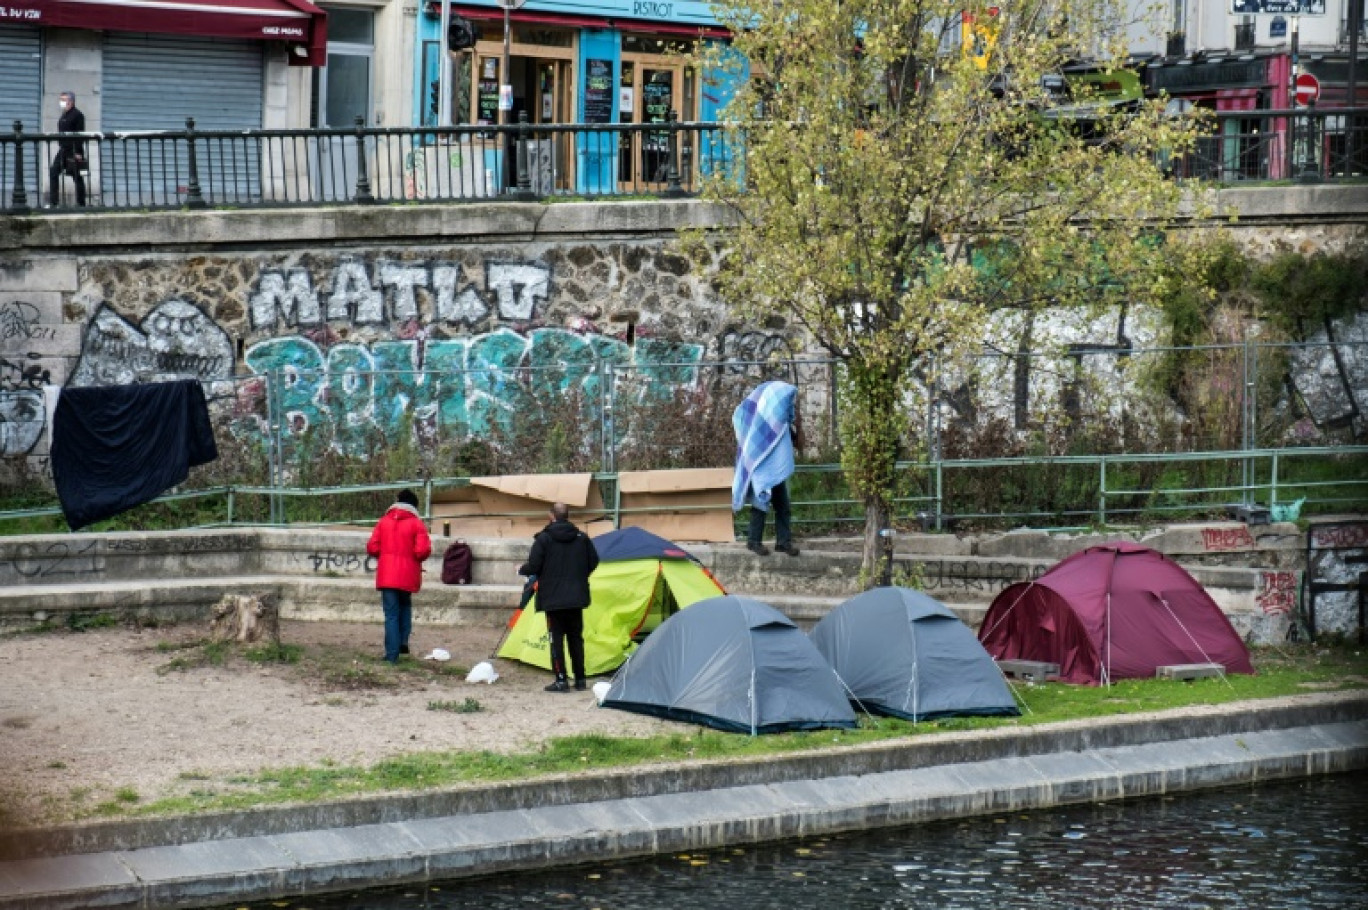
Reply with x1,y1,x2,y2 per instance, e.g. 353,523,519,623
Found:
0,351,50,456
1,301,58,345
1305,520,1368,638
29,255,731,459
237,256,718,453
1202,526,1257,552
70,300,234,388
1256,570,1299,616
717,329,800,373
241,328,705,455
247,258,551,331
931,303,1164,433
1288,312,1368,438
0,390,44,456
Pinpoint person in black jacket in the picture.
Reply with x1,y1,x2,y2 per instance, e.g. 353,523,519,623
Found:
518,502,599,692
48,91,87,208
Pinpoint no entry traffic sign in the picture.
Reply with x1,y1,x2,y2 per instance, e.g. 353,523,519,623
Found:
1295,72,1321,107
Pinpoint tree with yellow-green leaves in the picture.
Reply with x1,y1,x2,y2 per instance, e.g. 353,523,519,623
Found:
686,1,1211,577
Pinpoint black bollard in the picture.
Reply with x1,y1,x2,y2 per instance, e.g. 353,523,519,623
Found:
514,111,536,200
353,115,375,204
10,121,29,213
664,109,685,198
185,118,207,209
879,528,896,587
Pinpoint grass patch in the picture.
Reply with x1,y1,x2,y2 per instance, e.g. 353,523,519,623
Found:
66,613,120,632
91,643,1367,822
244,642,303,664
428,697,484,714
3,613,121,638
153,639,238,675
155,640,192,653
319,662,399,691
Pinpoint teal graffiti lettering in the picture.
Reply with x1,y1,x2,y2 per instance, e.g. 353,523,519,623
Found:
242,328,704,454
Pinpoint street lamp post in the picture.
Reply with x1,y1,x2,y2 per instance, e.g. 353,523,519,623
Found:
497,0,527,127
496,0,527,194
439,0,452,126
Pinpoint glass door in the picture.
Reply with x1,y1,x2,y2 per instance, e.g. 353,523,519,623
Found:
639,68,676,187
618,61,681,190
532,60,574,192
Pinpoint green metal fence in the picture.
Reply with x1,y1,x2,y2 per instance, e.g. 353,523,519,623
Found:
2,340,1364,534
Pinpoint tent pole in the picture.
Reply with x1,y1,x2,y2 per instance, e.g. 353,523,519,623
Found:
1103,547,1121,688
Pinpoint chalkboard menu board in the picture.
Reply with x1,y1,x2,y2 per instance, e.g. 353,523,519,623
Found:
584,59,613,124
477,79,499,125
643,79,672,124
643,77,673,152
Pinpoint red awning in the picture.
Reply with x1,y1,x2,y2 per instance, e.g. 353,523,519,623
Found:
441,5,729,40
450,4,611,29
0,0,328,66
613,20,731,40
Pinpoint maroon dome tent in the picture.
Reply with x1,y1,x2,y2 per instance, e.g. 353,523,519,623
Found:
977,543,1254,685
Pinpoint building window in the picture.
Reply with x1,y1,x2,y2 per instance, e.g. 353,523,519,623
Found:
315,7,375,127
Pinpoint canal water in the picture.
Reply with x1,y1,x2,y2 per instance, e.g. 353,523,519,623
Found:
232,774,1367,909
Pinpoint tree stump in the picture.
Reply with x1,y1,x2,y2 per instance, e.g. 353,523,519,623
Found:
208,593,280,645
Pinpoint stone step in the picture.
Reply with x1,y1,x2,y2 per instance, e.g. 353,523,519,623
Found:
0,576,523,632
0,528,1281,641
0,575,991,635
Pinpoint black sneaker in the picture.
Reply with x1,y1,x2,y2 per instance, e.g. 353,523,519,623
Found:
775,543,801,557
544,679,571,693
399,645,410,655
746,541,771,556
574,679,587,691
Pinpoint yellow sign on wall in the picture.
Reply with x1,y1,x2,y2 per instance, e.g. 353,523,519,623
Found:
962,7,1001,71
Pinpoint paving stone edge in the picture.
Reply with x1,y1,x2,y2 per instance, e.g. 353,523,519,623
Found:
1,689,1363,864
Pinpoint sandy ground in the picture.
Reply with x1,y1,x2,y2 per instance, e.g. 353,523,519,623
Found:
0,619,687,829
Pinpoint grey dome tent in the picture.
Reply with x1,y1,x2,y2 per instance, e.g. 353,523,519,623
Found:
599,595,857,735
811,587,1019,721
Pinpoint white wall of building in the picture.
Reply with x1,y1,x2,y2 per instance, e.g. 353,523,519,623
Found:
1124,1,1351,56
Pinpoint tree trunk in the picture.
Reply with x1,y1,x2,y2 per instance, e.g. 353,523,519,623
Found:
861,494,892,588
840,359,906,587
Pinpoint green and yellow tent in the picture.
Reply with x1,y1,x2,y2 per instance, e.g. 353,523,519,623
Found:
497,527,726,676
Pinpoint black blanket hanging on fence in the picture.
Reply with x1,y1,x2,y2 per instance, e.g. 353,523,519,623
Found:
51,380,219,530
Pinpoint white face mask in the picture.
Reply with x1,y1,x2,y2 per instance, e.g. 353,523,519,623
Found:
59,100,69,110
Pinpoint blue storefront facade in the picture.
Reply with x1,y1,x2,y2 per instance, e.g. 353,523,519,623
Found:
413,2,745,191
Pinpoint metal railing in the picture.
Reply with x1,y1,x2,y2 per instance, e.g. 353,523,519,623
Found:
2,341,1365,533
3,445,1363,535
6,108,1366,213
2,112,743,212
1169,107,1368,183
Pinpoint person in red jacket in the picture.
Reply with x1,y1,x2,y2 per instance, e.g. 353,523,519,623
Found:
367,489,432,662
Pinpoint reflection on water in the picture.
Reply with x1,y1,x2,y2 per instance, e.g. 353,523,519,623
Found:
233,774,1367,909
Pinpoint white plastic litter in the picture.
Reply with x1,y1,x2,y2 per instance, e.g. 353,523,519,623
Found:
423,648,451,661
592,681,611,703
466,660,499,684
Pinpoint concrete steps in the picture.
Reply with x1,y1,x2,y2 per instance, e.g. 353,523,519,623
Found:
0,523,1297,642
0,575,989,633
0,575,524,631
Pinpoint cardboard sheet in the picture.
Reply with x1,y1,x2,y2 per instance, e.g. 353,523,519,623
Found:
432,474,604,538
617,467,736,543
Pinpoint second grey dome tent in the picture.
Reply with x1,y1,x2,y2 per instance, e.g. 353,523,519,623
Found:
810,586,1019,722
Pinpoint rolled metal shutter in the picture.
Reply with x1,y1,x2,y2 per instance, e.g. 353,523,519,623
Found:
102,33,264,205
0,25,43,208
0,25,42,130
